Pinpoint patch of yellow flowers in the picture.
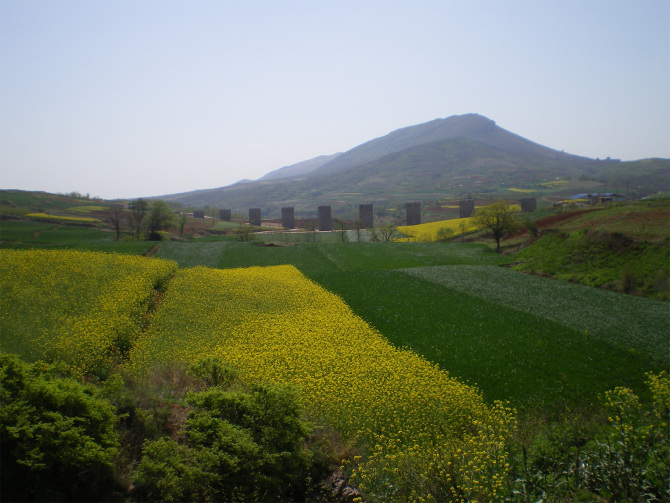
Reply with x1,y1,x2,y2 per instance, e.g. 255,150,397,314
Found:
128,264,516,501
0,249,177,376
25,212,101,223
397,217,478,242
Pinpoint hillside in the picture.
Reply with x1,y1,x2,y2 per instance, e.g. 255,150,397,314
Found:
506,200,670,300
159,114,670,215
313,113,580,175
258,152,342,181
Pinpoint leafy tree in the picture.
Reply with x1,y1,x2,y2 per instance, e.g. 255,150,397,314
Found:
472,200,520,249
436,226,455,242
146,200,177,241
0,354,119,501
235,223,257,242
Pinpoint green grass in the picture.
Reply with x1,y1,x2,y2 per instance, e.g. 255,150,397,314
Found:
211,220,241,230
401,265,669,365
513,230,670,300
156,240,508,271
0,220,151,255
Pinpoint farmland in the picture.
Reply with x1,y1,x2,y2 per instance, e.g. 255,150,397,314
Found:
127,264,515,500
1,194,669,501
0,249,177,376
396,217,478,242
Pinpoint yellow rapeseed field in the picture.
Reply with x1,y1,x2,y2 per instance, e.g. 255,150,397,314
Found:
25,212,101,223
128,265,515,500
0,249,177,376
397,217,478,242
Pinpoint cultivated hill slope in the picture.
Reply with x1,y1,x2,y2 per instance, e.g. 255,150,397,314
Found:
158,114,670,214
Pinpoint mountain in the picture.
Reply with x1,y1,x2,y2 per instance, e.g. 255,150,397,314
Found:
259,153,343,181
313,113,579,175
159,114,670,215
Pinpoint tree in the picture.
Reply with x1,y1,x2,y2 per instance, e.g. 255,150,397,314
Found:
178,211,188,238
147,200,177,241
105,203,125,241
472,200,520,250
128,198,149,240
370,223,398,242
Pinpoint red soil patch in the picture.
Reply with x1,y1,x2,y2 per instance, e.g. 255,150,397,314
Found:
503,209,602,241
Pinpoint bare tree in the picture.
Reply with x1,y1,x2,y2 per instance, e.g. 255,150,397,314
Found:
128,198,149,240
105,203,125,241
379,223,398,242
178,212,188,238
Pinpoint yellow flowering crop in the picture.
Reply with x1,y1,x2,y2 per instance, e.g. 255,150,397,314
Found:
25,212,101,223
127,264,515,500
0,249,177,376
397,217,478,242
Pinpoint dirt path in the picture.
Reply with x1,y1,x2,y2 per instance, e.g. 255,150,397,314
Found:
145,243,160,257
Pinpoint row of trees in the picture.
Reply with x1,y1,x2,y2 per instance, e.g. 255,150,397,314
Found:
105,199,183,241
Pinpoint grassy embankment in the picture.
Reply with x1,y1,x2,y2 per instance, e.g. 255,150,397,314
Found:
509,200,670,300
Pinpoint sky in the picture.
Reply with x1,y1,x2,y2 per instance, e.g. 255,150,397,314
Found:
1,0,669,200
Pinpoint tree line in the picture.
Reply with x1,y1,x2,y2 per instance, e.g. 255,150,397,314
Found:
105,199,186,241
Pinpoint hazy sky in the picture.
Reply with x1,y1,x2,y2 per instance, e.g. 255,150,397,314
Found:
2,0,669,200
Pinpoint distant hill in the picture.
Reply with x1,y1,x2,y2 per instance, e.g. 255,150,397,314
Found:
259,153,343,181
313,113,580,175
158,114,670,216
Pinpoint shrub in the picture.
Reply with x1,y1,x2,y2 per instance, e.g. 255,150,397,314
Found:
0,354,119,501
134,372,312,502
511,372,670,502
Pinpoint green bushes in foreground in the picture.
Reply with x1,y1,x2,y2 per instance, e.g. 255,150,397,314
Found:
133,360,313,502
0,354,119,501
512,371,670,502
1,352,669,502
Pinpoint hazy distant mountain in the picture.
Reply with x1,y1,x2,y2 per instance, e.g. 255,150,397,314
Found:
313,113,580,175
259,153,343,181
158,114,669,215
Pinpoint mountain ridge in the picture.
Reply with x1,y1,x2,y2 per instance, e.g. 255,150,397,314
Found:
158,114,669,214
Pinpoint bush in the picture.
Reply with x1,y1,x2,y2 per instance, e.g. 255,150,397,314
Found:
134,362,312,502
511,372,670,502
0,354,119,501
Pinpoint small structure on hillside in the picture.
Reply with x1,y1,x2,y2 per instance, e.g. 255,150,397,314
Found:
318,205,332,231
220,209,231,221
459,199,475,218
405,202,421,226
249,208,261,227
520,198,537,213
359,204,374,228
192,210,205,219
281,207,295,229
